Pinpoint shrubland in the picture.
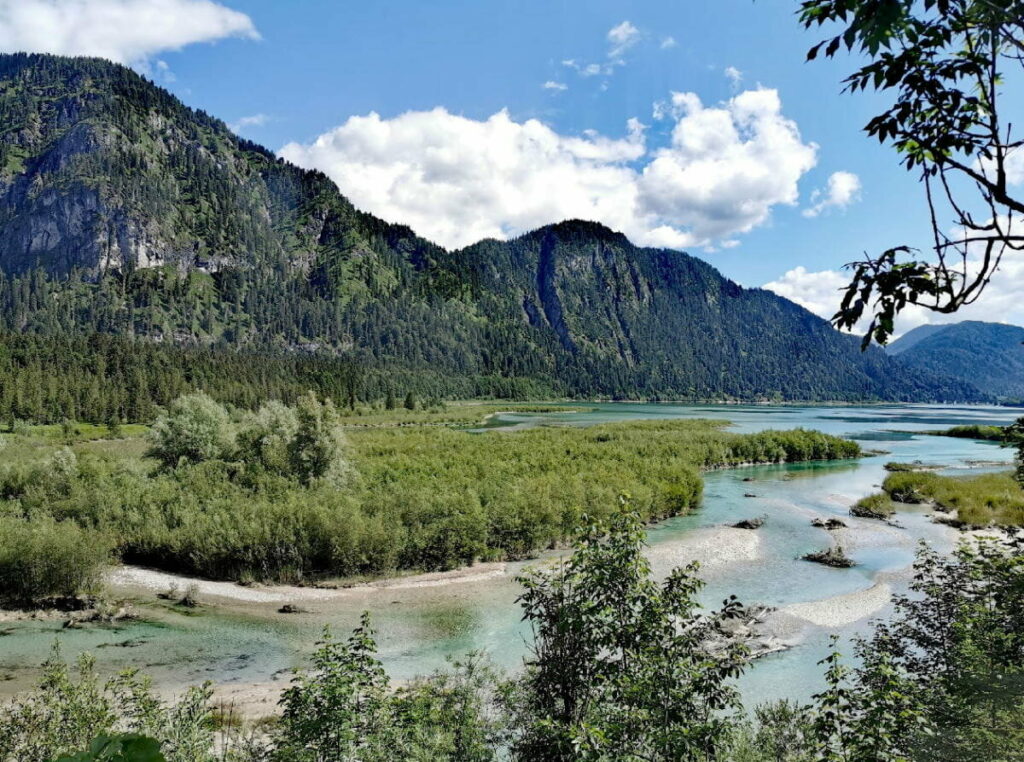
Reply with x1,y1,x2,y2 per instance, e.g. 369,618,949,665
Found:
880,470,1024,527
0,394,859,600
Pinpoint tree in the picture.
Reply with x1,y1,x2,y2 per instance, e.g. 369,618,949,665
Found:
236,400,300,476
814,538,1024,760
800,0,1024,346
509,505,748,761
146,392,231,467
404,392,416,411
384,388,396,411
273,617,391,762
1004,417,1024,486
288,392,349,486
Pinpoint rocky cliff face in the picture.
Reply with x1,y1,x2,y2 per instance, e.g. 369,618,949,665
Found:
0,53,988,403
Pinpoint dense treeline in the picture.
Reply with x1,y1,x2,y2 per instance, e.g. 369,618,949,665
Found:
4,511,1023,761
0,400,859,595
0,333,554,425
0,54,985,404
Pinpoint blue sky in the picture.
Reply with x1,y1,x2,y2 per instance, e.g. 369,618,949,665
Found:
2,0,1021,330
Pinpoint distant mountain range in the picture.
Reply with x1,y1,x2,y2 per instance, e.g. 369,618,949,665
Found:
887,321,1024,401
0,53,985,403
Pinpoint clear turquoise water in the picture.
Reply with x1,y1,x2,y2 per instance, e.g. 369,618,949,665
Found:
1,403,1019,706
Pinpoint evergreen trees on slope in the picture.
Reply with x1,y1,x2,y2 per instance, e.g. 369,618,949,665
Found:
0,53,985,404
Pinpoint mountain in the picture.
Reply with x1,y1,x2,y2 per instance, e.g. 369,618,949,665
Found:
885,324,950,357
887,321,1024,401
0,53,985,406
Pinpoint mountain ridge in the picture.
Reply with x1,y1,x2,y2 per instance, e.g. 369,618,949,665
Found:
888,321,1024,401
0,52,986,404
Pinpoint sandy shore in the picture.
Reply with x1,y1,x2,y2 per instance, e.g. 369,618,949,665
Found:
208,680,292,719
107,562,508,605
647,525,762,571
781,581,892,628
107,520,763,606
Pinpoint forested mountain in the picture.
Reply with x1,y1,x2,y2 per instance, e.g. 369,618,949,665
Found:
887,321,1024,401
0,53,985,415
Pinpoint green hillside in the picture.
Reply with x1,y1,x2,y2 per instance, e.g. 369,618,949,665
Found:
0,53,985,408
888,321,1024,401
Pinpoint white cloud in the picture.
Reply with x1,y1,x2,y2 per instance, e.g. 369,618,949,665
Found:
660,36,677,50
978,146,1024,186
1008,148,1024,185
542,80,568,91
764,252,1024,338
763,266,858,326
636,88,818,245
803,170,861,217
562,20,642,81
229,113,269,133
280,87,818,251
724,66,743,87
563,59,608,77
607,20,640,60
0,0,258,65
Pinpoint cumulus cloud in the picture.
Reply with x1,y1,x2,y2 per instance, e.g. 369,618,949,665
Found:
280,87,818,251
660,36,677,50
0,0,258,65
635,89,818,246
803,170,862,217
542,80,568,91
724,66,742,87
764,253,1024,338
977,146,1024,186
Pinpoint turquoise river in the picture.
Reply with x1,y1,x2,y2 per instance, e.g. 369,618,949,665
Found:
1,403,1020,709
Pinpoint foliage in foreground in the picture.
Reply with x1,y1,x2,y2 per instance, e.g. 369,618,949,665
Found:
510,508,747,761
798,0,1024,345
0,648,215,762
5,511,1024,761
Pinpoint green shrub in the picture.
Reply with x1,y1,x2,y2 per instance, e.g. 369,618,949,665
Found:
146,393,232,467
0,405,861,584
0,647,214,762
851,493,896,519
882,470,1024,526
0,517,111,605
939,425,1006,441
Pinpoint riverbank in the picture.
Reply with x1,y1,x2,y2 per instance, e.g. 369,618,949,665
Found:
107,562,511,605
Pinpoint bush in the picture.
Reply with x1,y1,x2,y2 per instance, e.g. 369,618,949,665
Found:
850,493,896,520
0,408,861,586
882,470,1024,526
0,647,215,762
0,517,111,605
146,393,232,467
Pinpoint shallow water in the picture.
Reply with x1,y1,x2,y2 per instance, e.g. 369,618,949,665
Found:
1,403,1019,706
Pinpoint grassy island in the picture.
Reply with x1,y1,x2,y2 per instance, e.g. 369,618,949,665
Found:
864,470,1024,528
